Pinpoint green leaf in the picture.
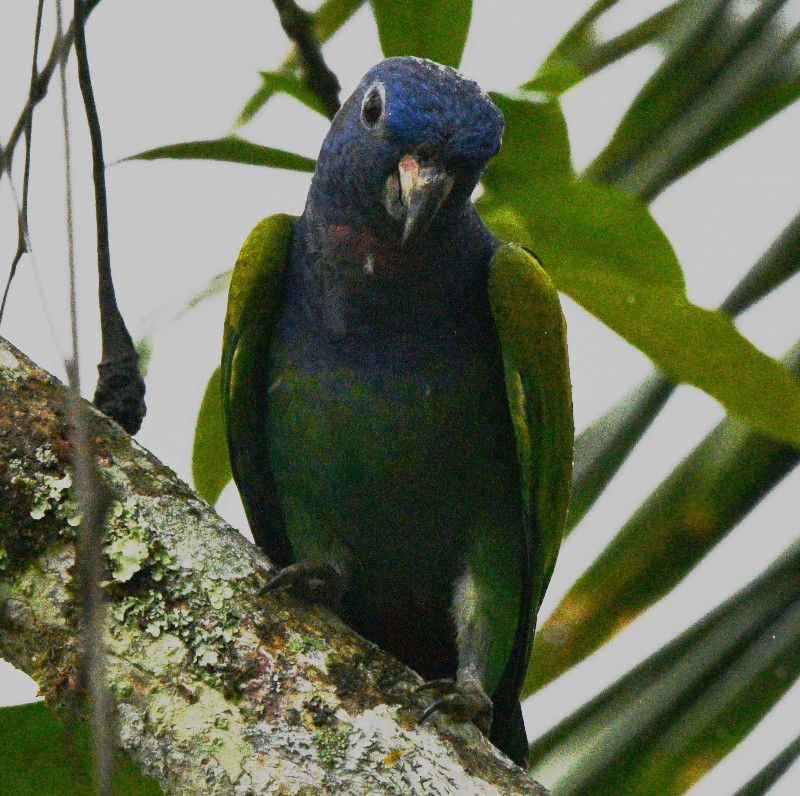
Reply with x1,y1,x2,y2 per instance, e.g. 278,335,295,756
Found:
481,93,800,446
583,0,736,185
586,0,799,198
567,372,674,531
721,211,800,316
136,271,231,371
528,340,800,694
696,74,800,169
561,264,800,446
733,734,800,796
0,702,163,795
311,0,366,42
566,209,800,533
121,137,316,172
192,366,232,506
523,60,586,97
545,0,623,64
236,0,365,126
528,1,686,96
528,543,800,795
239,72,328,126
370,0,472,67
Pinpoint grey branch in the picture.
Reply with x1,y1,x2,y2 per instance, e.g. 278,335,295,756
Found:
272,0,341,119
0,336,548,796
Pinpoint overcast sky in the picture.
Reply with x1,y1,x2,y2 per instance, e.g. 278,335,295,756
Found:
2,0,800,791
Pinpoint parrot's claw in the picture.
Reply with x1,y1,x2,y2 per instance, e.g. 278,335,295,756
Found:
264,560,346,605
415,678,455,694
418,672,493,737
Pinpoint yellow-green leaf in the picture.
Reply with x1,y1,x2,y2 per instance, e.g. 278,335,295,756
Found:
122,137,316,172
481,93,800,446
370,0,472,67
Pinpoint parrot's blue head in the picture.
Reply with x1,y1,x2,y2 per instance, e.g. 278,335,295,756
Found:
308,57,504,249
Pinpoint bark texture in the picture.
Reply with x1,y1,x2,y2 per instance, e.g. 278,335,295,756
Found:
0,336,548,796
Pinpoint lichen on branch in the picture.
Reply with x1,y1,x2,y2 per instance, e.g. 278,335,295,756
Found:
0,336,548,796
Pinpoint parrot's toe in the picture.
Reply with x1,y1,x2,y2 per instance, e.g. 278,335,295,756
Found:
415,677,456,694
263,560,346,605
418,672,493,737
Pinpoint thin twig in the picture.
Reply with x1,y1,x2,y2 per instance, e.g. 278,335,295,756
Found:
71,0,146,435
0,0,45,326
0,0,104,180
57,2,115,794
272,0,341,118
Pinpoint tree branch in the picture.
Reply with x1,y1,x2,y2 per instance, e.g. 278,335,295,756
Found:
272,0,341,119
69,0,147,436
0,336,549,796
0,0,104,180
0,0,45,326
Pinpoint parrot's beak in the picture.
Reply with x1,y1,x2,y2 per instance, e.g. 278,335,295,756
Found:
397,155,455,247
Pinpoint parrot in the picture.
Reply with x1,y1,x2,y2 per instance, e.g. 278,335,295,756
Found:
221,56,573,767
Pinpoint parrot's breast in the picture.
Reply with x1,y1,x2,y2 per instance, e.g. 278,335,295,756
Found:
265,315,523,680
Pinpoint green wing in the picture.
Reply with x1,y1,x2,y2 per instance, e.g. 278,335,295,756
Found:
488,243,574,691
222,214,296,566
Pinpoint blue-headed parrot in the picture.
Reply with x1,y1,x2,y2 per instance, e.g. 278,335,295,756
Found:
221,57,573,767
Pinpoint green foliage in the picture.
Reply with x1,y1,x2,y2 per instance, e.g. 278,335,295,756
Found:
734,735,800,796
47,0,800,792
528,542,800,793
566,208,800,530
585,0,800,198
530,343,800,695
528,1,686,96
123,137,316,172
192,366,232,506
0,703,163,795
481,93,800,446
237,0,365,126
369,0,472,67
239,71,329,125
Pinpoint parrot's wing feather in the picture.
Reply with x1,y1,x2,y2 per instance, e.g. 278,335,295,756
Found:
222,214,296,567
488,243,574,697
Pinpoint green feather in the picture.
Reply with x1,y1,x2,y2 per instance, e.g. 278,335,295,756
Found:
221,214,296,564
488,243,573,623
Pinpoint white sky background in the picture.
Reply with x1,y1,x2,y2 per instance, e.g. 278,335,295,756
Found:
2,0,800,792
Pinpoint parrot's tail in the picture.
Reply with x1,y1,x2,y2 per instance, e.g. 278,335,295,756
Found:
490,700,528,768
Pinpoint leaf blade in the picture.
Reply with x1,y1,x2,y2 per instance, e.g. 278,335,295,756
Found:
481,93,800,446
370,0,472,67
528,341,800,693
238,72,328,126
528,543,800,796
121,137,316,172
565,209,800,532
0,702,163,795
236,0,366,126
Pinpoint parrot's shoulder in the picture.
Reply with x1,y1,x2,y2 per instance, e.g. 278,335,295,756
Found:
225,213,296,337
221,214,296,567
487,243,564,365
488,238,573,599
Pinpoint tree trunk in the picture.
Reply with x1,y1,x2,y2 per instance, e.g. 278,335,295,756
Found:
0,336,548,796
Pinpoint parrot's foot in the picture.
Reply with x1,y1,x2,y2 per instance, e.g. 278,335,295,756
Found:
264,560,346,605
417,670,493,737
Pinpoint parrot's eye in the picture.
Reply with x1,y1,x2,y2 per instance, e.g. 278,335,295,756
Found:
361,83,385,129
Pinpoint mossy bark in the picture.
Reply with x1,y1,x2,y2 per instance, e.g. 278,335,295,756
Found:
0,337,548,796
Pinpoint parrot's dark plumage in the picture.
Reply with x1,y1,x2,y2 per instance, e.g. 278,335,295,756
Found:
222,57,573,767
